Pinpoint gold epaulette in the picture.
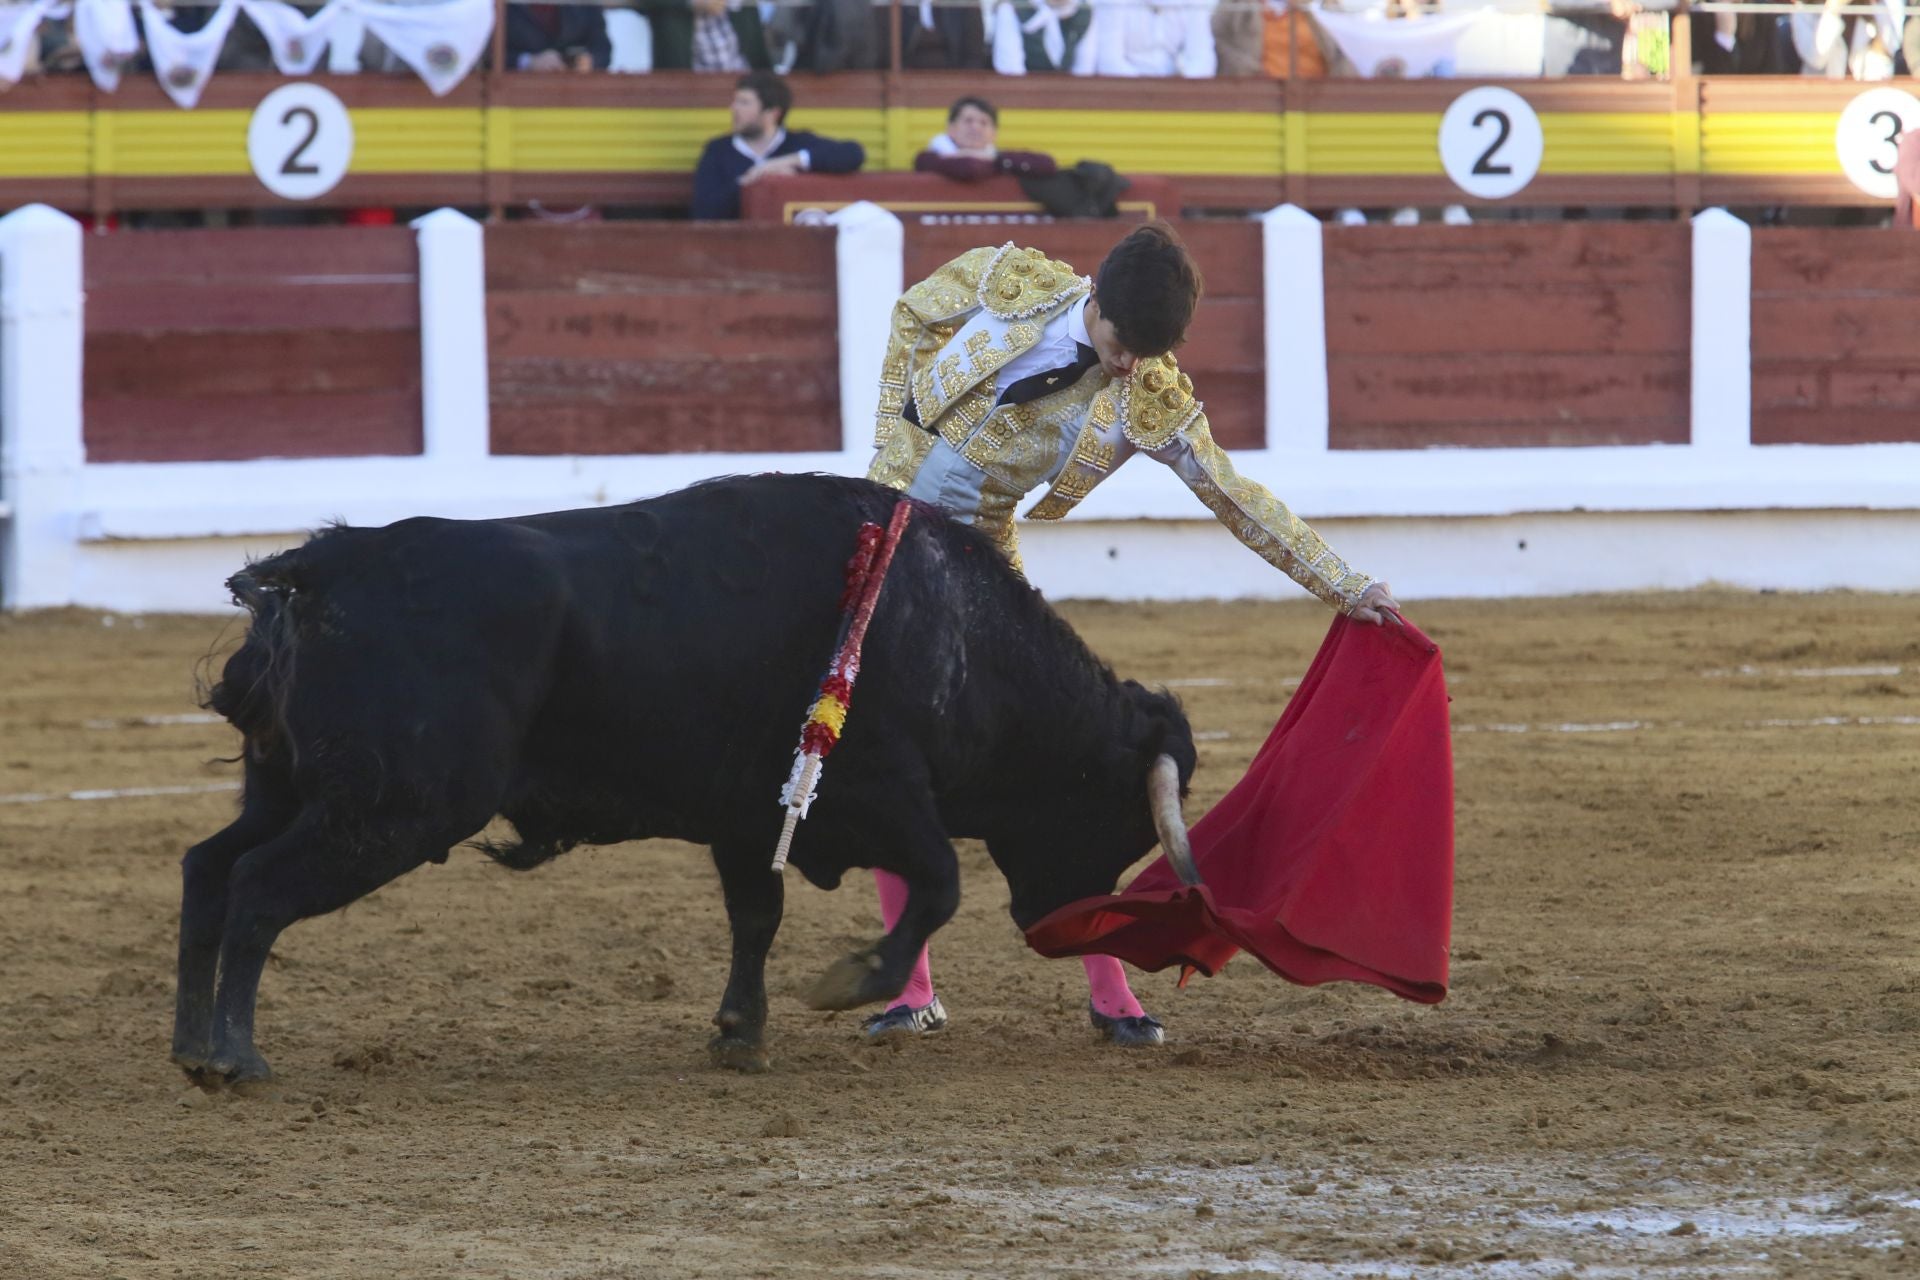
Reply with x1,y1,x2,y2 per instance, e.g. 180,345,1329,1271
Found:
1120,354,1202,450
977,243,1089,321
901,246,1003,323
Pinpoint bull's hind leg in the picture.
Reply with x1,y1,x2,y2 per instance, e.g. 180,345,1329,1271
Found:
173,760,297,1077
203,815,441,1084
707,844,786,1073
804,799,960,1013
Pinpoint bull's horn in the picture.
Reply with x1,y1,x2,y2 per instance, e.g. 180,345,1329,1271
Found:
1149,754,1201,887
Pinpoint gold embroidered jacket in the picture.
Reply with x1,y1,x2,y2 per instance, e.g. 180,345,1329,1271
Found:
867,243,1376,612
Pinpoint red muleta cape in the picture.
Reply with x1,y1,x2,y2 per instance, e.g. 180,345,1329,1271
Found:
1024,614,1454,1003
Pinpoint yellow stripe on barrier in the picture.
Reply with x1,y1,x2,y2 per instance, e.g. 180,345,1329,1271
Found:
487,106,886,174
1302,112,1676,176
489,107,737,173
1302,113,1445,175
0,112,90,179
95,110,250,177
1,102,1861,186
353,109,485,174
1538,113,1675,174
1702,113,1845,174
998,109,1283,176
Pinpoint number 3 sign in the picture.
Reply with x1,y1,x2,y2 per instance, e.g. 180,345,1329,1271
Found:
248,84,354,201
1439,87,1544,201
1836,88,1920,201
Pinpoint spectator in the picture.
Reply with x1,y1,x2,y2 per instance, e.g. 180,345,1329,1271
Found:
1214,0,1325,78
988,0,1092,73
641,0,772,71
1074,0,1217,76
1688,10,1791,73
37,15,84,75
691,70,865,220
914,95,1058,180
900,0,989,68
507,3,611,71
1542,0,1646,76
779,0,883,71
1790,0,1896,80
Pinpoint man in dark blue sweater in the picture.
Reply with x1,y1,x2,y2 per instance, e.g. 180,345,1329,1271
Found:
692,72,867,220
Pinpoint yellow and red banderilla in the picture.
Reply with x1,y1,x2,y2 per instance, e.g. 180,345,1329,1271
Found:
771,499,914,872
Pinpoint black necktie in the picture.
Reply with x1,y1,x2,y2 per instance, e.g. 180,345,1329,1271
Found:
998,341,1102,408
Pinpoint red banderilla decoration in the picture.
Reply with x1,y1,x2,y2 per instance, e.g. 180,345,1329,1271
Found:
772,498,914,872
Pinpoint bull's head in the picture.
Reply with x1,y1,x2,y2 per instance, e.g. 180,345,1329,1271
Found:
986,681,1199,929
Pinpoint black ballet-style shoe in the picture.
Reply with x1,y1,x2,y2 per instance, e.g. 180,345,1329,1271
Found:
860,995,949,1040
1089,1003,1165,1047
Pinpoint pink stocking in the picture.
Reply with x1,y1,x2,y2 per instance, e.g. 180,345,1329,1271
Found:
872,869,936,1008
1083,954,1145,1020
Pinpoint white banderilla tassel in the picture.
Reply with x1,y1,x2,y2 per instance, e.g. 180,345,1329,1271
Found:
771,752,823,872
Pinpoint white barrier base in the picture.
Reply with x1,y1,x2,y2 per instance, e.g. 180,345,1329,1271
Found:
56,509,1920,614
1020,509,1920,602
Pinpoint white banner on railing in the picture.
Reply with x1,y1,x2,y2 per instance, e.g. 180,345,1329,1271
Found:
2,0,494,103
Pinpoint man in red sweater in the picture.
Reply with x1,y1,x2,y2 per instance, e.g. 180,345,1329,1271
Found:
913,96,1057,182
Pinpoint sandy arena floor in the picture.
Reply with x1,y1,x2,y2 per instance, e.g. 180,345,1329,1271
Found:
1,591,1917,1279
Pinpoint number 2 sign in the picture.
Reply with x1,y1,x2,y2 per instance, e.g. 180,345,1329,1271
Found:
1439,87,1544,201
1836,88,1920,201
248,84,354,201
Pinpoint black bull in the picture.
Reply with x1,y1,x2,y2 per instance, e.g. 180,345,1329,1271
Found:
173,474,1197,1081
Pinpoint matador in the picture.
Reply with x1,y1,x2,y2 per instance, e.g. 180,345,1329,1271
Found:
861,224,1400,1046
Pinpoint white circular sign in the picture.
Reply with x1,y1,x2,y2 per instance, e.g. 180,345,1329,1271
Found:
1438,87,1544,200
247,84,354,201
1835,88,1920,201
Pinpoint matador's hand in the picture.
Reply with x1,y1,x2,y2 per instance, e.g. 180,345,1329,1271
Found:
1352,581,1401,627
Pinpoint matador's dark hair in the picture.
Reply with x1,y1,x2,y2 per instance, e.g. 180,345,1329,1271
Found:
1092,222,1203,358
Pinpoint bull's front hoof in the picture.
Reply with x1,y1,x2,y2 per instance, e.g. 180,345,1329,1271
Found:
708,1036,771,1073
171,1040,212,1079
204,1045,274,1085
805,949,887,1011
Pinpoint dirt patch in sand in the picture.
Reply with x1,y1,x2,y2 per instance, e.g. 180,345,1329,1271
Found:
2,593,1917,1278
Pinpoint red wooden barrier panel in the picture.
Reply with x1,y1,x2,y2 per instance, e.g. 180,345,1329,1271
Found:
1323,225,1691,449
740,174,1185,224
83,227,422,462
902,219,1265,450
486,223,841,454
1751,229,1920,446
